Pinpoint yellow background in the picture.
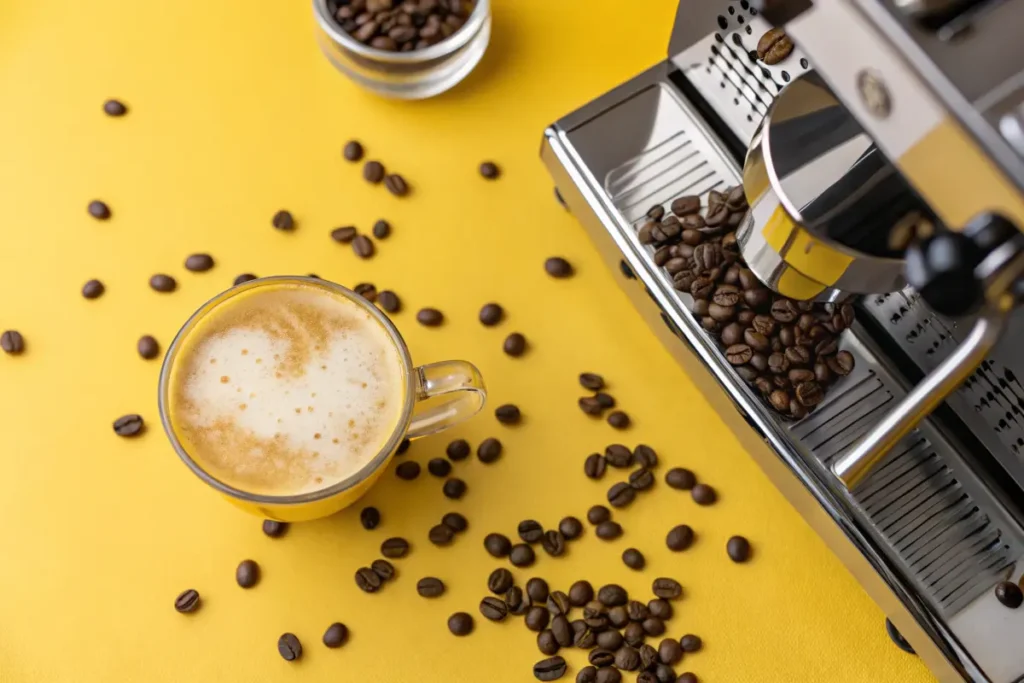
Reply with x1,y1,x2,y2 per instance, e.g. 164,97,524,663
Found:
0,1,933,681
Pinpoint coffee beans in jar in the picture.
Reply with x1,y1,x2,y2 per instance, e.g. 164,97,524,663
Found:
329,0,476,52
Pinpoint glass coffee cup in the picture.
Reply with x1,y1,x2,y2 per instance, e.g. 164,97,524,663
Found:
158,276,485,521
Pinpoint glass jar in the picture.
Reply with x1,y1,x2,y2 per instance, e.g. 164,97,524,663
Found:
312,0,491,100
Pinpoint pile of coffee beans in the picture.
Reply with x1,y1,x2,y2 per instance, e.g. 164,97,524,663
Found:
328,0,476,52
639,188,855,419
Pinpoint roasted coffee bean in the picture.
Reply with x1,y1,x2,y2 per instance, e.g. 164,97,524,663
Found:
542,530,567,557
184,253,214,272
589,650,615,668
342,140,364,162
690,277,714,300
691,299,709,317
330,227,357,245
789,369,815,384
745,287,771,309
174,588,200,613
797,313,815,332
643,617,666,637
277,633,302,661
595,520,622,540
744,328,770,352
479,161,500,179
587,505,611,525
727,535,752,562
629,468,655,491
573,625,597,649
666,524,695,551
790,399,808,419
623,621,645,647
446,438,471,461
362,160,385,183
82,279,105,299
371,558,395,581
526,605,551,632
596,629,623,651
236,559,260,588
346,234,373,259
671,195,700,216
598,584,628,607
608,482,636,508
384,174,409,197
770,298,798,322
354,282,378,302
607,410,630,429
545,257,574,279
758,27,794,64
584,453,607,479
655,665,677,683
429,523,455,546
665,467,696,490
149,274,176,293
322,622,349,648
577,666,599,683
495,403,522,425
504,332,527,357
537,630,560,656
268,209,294,231
506,586,529,614
262,519,288,538
626,600,649,622
535,656,568,681
575,374,605,394
471,436,502,464
551,614,573,647
754,377,773,395
648,598,673,620
712,285,740,307
796,380,824,407
443,477,467,499
725,343,753,365
708,303,735,323
428,457,452,477
680,634,702,652
547,591,571,616
639,644,660,671
88,199,111,220
785,345,811,366
596,669,621,683
605,444,633,468
814,361,831,384
735,365,759,382
691,483,717,505
103,98,128,116
579,396,604,416
355,566,382,592
484,533,512,558
582,599,606,619
995,581,1023,608
480,596,508,622
395,461,420,480
632,444,658,468
560,580,591,607
380,536,409,558
479,302,504,326
517,519,544,544
615,646,641,671
750,314,775,336
828,350,855,376
652,578,682,599
417,576,445,598
559,516,584,540
525,577,549,603
608,605,630,629
414,308,443,328
448,612,474,636
510,543,536,567
622,548,645,569
488,568,514,595
113,414,144,437
137,335,160,360
441,512,467,533
233,273,257,286
768,353,789,375
720,322,744,346
814,336,838,357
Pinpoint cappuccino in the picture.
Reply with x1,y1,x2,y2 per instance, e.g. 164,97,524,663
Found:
166,281,407,496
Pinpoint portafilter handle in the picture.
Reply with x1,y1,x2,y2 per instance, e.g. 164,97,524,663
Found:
832,214,1024,489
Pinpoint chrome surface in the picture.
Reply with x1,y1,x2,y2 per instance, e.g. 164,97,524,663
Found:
1002,104,1024,157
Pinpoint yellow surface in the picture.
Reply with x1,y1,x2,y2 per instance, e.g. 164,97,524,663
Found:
0,2,933,682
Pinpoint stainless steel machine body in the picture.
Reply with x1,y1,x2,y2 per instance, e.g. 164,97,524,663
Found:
541,1,1024,681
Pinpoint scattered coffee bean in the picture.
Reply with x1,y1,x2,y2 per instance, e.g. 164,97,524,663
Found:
577,666,598,683
542,530,567,557
375,290,400,313
380,537,409,558
995,581,1023,608
573,626,596,649
480,596,508,622
477,438,502,463
597,630,624,651
622,548,645,570
174,588,200,613
503,332,527,357
608,482,636,508
545,257,573,278
384,174,409,197
137,335,160,360
416,307,444,327
627,600,649,622
88,200,111,220
82,279,105,299
579,397,604,416
579,372,605,391
277,633,302,661
605,445,633,468
595,669,621,683
595,520,622,540
551,615,573,647
757,27,794,65
506,586,528,614
395,461,420,480
643,617,666,637
442,512,467,532
495,404,521,425
103,99,127,116
262,519,288,538
371,219,391,240
615,645,641,671
623,622,645,647
727,535,752,562
363,161,385,183
446,438,471,461
428,458,452,477
322,622,348,648
609,606,630,629
234,273,257,285
236,559,260,588
677,673,698,683
666,468,697,490
587,505,611,525
479,303,504,326
371,559,395,580
488,568,514,594
352,234,375,259
652,578,682,599
648,599,673,620
547,591,571,616
343,140,364,162
527,577,550,603
443,477,467,499
597,584,627,607
355,566,382,593
354,282,377,302
637,673,658,683
607,411,631,429
359,506,381,530
680,634,702,652
149,274,176,293
510,543,536,567
667,525,695,551
518,520,544,544
526,605,551,631
628,468,655,491
271,210,294,231
691,483,717,505
633,444,658,468
559,516,583,540
184,253,214,272
417,577,445,598
448,612,474,636
484,532,512,558
535,655,568,681
331,226,357,243
567,580,593,606
588,649,615,667
479,161,500,179
397,438,411,455
113,414,144,437
429,523,455,546
595,392,616,409
538,629,560,656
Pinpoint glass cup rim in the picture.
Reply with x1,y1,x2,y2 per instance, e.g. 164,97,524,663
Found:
157,275,416,506
311,0,490,64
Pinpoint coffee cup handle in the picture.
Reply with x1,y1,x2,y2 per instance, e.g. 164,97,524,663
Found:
406,360,487,439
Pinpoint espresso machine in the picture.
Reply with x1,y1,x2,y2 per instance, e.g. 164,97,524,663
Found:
541,1,1024,680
